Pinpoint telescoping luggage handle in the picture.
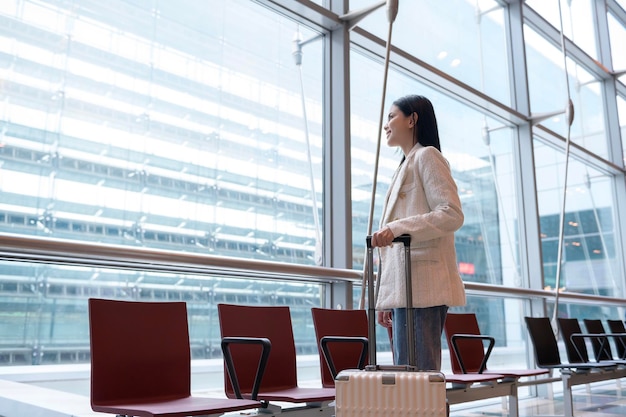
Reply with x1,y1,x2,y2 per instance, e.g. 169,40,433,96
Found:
365,234,415,370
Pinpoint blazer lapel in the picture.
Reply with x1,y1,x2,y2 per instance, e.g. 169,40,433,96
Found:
380,146,421,226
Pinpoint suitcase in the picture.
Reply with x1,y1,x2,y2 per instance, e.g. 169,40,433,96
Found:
334,234,448,417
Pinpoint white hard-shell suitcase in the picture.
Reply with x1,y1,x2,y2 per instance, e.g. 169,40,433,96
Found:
334,235,448,417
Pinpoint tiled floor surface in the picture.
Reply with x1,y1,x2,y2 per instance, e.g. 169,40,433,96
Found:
450,384,626,416
1,376,626,416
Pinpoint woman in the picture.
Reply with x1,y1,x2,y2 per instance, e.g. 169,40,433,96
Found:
371,94,466,371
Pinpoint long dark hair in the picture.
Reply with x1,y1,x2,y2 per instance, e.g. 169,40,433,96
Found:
393,95,441,152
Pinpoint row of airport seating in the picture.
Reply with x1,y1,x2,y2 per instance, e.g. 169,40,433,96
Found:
87,298,626,417
525,316,626,417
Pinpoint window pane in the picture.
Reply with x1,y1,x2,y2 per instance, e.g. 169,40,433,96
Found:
546,301,626,334
524,25,607,157
535,140,622,297
619,96,626,166
526,0,597,60
349,0,510,105
608,12,626,73
0,0,324,265
0,259,323,365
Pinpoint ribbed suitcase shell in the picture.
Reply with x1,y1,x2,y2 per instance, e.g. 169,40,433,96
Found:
335,369,447,417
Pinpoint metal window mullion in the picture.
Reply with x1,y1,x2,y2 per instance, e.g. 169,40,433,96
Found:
508,1,545,315
593,0,624,166
593,0,626,299
607,0,626,22
322,0,353,308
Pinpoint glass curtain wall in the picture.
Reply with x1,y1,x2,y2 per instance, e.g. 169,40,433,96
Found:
0,0,625,404
0,0,326,364
0,0,324,263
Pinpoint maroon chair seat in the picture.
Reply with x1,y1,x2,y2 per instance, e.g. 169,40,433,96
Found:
445,313,549,379
89,298,261,417
218,303,335,408
311,307,369,388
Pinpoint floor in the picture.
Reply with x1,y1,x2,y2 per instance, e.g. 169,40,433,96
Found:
448,383,626,416
1,369,626,416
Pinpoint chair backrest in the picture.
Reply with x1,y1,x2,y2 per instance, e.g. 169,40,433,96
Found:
607,319,626,360
524,317,562,367
443,313,486,374
311,307,369,388
557,318,589,363
218,303,298,397
89,298,191,406
583,319,613,361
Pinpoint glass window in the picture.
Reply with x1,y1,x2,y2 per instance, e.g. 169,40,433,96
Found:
524,25,607,157
0,259,323,365
619,96,626,165
526,0,597,60
534,139,623,297
0,0,325,265
546,301,626,335
348,0,510,105
608,12,626,73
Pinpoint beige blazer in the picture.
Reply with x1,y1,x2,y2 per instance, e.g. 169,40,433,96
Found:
376,144,466,310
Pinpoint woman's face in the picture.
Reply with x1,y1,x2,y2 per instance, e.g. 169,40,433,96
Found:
384,104,415,152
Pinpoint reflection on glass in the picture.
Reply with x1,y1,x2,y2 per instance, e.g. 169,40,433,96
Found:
525,25,570,133
525,0,597,60
619,96,626,165
546,301,625,332
0,260,323,365
349,0,510,104
0,0,324,265
534,140,622,297
608,12,626,72
567,57,607,157
525,25,607,157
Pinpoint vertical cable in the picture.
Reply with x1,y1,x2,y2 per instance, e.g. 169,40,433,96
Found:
293,29,323,265
360,0,399,309
550,0,575,332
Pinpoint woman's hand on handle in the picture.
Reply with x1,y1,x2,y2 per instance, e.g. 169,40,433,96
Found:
371,227,395,247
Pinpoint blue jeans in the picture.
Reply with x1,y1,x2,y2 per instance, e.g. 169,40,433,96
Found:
392,305,448,371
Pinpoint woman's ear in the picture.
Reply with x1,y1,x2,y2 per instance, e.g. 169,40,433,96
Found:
410,112,418,127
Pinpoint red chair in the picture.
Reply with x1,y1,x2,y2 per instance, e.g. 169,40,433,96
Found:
218,303,335,413
444,313,548,379
89,298,261,417
311,307,369,388
311,308,521,413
